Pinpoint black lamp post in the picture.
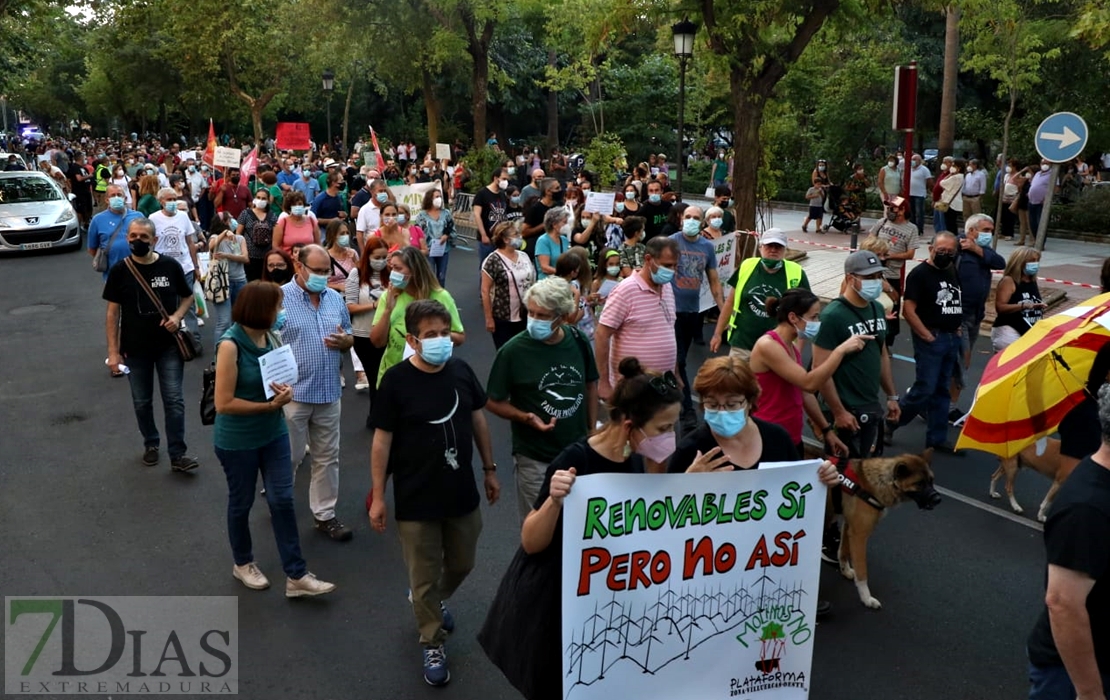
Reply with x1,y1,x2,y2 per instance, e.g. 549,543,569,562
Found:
672,19,696,199
321,69,334,152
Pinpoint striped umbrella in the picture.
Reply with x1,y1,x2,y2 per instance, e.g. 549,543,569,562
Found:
956,292,1110,458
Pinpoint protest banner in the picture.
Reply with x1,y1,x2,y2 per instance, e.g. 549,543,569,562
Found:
435,143,452,161
700,231,737,312
275,122,311,151
562,462,824,700
391,182,439,214
212,147,241,170
363,149,379,170
178,150,197,163
583,191,616,215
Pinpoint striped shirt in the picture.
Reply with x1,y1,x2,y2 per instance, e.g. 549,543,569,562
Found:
598,273,677,386
281,281,353,404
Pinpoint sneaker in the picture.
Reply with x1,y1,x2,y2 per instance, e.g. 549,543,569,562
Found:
197,318,205,327
285,572,336,598
233,562,270,590
947,408,964,425
340,374,346,389
821,525,840,566
355,372,369,391
170,455,199,472
883,420,897,447
142,446,159,467
422,645,450,687
816,600,832,618
927,442,962,456
314,517,353,542
440,602,456,634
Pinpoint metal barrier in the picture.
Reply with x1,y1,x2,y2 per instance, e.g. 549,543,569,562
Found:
451,192,477,245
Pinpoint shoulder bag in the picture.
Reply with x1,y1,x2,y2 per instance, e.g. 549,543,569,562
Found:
201,330,280,425
934,181,958,213
124,257,202,362
92,215,127,272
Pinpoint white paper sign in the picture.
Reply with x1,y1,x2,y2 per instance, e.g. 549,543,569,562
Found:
562,462,825,700
700,232,738,312
258,344,298,398
391,182,439,214
213,147,241,169
179,150,197,163
435,143,451,161
196,251,210,278
583,190,616,215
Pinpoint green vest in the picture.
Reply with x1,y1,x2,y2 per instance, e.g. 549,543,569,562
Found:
727,257,803,332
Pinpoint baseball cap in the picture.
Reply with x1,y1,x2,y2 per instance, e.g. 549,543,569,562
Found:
760,228,788,247
845,250,886,276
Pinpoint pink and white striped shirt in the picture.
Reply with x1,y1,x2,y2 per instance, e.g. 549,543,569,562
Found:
598,273,677,386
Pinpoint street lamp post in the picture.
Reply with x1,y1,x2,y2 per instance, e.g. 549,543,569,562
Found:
672,19,697,200
321,70,334,153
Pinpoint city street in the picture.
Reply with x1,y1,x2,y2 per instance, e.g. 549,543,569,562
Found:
0,232,1064,699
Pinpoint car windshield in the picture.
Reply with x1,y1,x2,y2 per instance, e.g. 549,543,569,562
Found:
0,177,61,204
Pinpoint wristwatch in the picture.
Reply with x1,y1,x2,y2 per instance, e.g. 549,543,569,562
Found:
822,425,835,435
483,464,498,473
887,395,899,402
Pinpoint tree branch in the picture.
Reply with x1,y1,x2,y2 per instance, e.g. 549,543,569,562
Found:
754,0,840,94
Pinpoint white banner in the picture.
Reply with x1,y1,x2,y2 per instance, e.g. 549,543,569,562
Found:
178,150,197,163
213,147,241,169
391,182,439,214
700,231,738,312
562,462,825,700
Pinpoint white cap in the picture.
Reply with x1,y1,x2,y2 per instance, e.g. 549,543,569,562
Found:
760,228,788,247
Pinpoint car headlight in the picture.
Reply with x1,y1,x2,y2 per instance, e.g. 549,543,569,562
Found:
55,208,75,224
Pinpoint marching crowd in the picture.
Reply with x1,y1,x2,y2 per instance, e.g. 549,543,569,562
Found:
56,131,1107,698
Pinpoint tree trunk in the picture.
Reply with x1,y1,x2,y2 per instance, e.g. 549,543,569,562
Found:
546,49,558,149
470,44,489,148
728,69,764,234
994,89,1016,232
938,5,960,157
341,80,354,159
250,104,264,145
422,68,440,149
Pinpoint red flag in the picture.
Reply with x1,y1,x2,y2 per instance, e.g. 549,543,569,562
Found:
369,126,385,173
202,119,217,167
240,147,259,180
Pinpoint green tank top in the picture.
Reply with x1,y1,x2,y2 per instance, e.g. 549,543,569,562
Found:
213,324,288,450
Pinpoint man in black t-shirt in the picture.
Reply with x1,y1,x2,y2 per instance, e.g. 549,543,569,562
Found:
521,177,560,255
472,167,509,268
1026,385,1110,700
889,232,963,453
67,152,94,227
369,299,501,688
102,218,199,472
639,180,671,240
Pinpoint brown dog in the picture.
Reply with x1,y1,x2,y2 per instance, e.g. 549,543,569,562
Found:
988,438,1076,522
836,450,941,610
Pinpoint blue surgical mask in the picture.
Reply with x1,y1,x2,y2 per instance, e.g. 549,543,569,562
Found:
704,408,747,438
606,265,621,277
709,217,723,229
527,317,554,341
682,219,701,237
858,278,883,301
163,201,178,215
511,196,521,206
396,213,407,225
976,233,993,247
650,263,675,285
272,309,287,331
1024,262,1040,276
376,192,389,203
416,335,453,365
291,205,306,216
305,272,328,293
649,193,662,204
389,270,408,289
616,202,625,213
108,196,125,211
800,320,821,340
338,235,350,248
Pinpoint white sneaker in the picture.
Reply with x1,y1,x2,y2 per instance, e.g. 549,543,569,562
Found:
340,375,346,389
197,318,205,327
286,572,336,598
233,562,270,590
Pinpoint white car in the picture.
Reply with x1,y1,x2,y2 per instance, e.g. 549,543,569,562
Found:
0,171,82,253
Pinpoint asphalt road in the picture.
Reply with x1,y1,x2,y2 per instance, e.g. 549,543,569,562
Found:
0,241,1052,699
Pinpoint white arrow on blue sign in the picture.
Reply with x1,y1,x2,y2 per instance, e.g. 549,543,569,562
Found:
1034,112,1088,163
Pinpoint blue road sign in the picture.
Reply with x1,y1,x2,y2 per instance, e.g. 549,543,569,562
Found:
1034,112,1088,163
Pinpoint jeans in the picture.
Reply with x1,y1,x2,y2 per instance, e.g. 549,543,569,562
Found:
910,196,926,234
492,318,527,350
1027,659,1109,700
183,270,202,348
478,241,495,271
283,400,342,521
126,344,186,459
898,331,961,446
212,278,246,345
430,253,449,288
396,508,482,645
351,336,385,425
513,454,551,522
1029,202,1044,241
674,312,703,412
215,435,307,579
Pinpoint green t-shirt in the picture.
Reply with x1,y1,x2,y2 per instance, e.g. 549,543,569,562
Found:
726,263,811,351
486,327,600,463
213,325,288,450
137,194,161,217
372,287,465,386
813,298,888,411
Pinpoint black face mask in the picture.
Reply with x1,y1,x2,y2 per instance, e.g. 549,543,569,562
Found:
268,267,293,284
230,176,240,185
933,251,955,269
129,239,151,257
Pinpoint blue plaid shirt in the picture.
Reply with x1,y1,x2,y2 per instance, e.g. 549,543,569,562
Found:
281,281,353,404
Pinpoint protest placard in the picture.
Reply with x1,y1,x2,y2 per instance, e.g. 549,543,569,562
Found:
178,150,197,163
275,122,311,151
212,147,241,169
562,462,824,700
700,232,738,312
363,150,378,170
583,191,616,215
435,143,452,161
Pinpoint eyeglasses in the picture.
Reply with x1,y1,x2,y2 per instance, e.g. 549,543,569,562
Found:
703,397,748,412
649,371,679,395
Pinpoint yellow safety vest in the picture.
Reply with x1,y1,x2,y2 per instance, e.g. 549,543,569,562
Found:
727,257,803,333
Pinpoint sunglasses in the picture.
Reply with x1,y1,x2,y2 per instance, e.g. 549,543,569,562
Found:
649,371,679,395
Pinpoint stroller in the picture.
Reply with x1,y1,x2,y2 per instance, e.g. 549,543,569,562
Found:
822,184,861,233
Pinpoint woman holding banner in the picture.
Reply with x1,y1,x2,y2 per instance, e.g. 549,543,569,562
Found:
478,357,683,700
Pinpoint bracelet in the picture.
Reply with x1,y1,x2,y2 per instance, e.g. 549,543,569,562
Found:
887,395,899,402
483,464,497,473
822,425,835,435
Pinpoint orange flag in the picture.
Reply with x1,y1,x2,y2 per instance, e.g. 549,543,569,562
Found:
202,119,217,167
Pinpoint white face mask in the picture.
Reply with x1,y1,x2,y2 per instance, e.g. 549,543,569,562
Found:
432,196,443,208
1040,164,1050,172
253,198,268,210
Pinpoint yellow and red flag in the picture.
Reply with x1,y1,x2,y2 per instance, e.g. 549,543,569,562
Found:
202,119,217,167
